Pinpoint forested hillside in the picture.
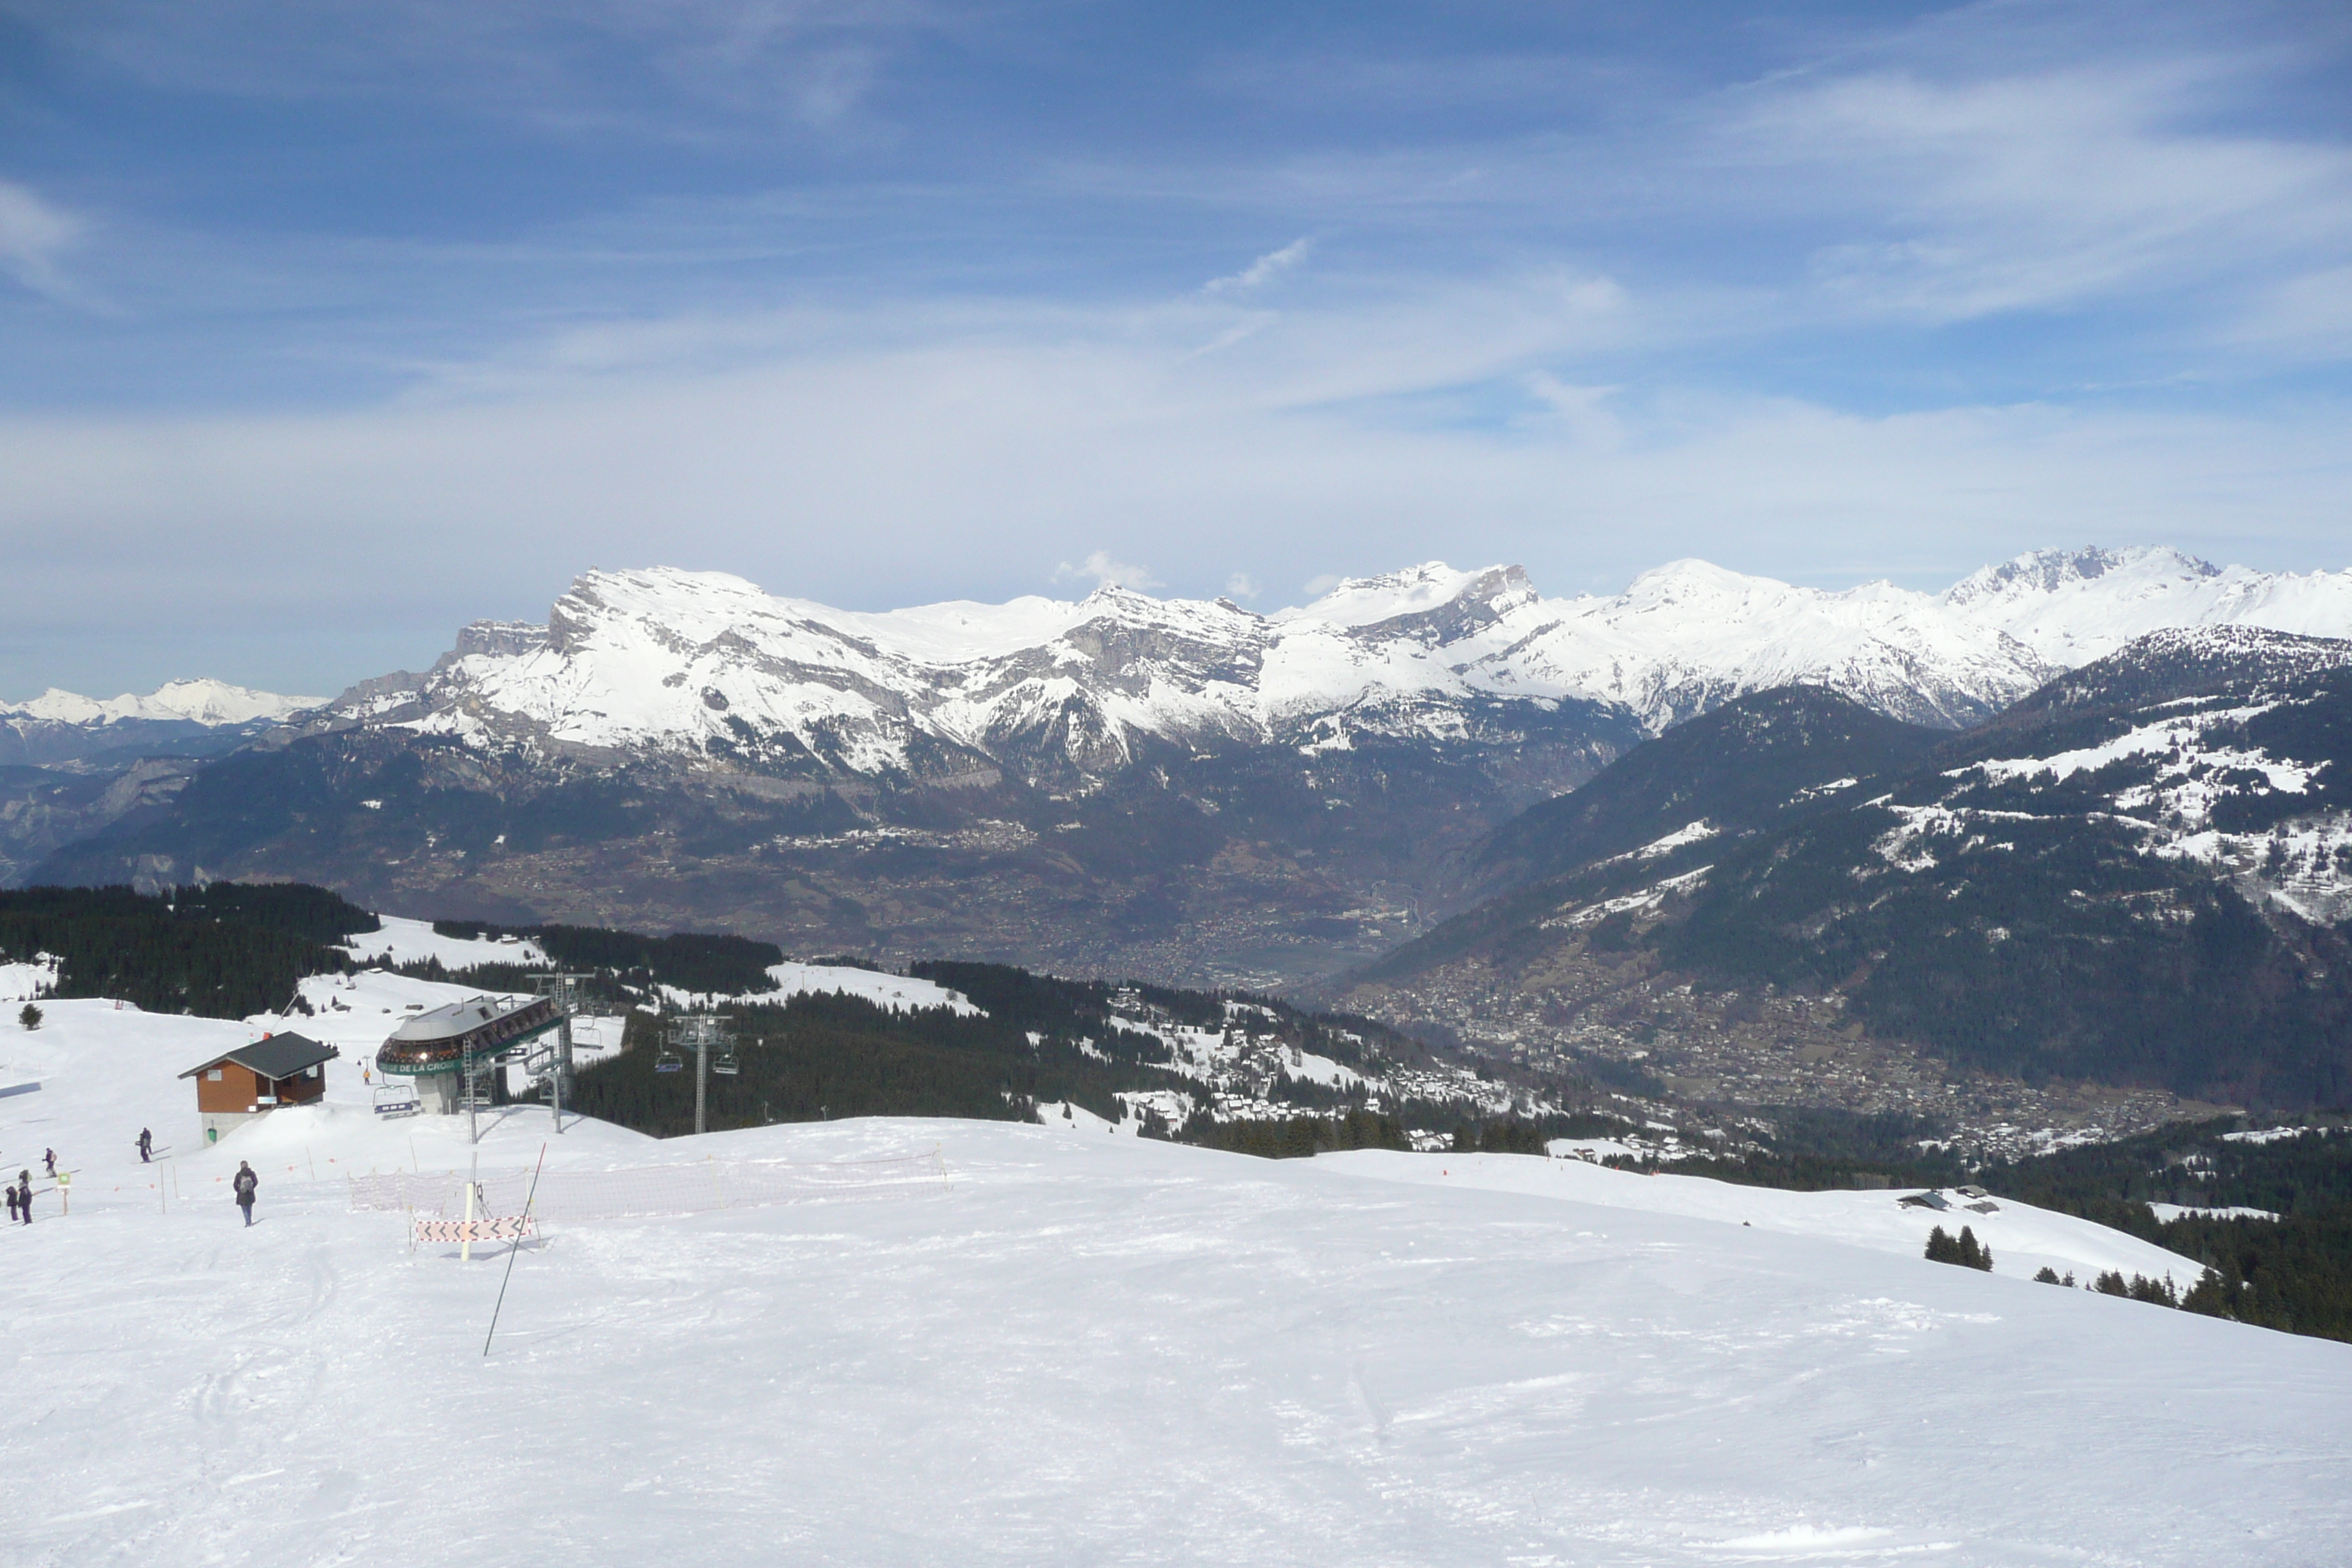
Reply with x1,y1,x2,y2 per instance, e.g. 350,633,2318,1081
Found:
1349,636,2352,1112
0,882,377,1017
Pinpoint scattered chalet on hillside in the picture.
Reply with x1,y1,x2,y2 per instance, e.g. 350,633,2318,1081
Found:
179,1033,339,1145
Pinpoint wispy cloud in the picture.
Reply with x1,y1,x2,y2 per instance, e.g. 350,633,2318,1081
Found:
1205,239,1311,295
1726,59,2352,322
0,179,89,303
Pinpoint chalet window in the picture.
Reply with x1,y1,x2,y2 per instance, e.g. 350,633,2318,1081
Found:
206,1068,223,1081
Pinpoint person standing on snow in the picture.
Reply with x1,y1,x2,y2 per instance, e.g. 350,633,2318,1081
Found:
137,1128,153,1163
13,1170,29,1224
42,1147,56,1177
4,1180,16,1224
233,1161,258,1226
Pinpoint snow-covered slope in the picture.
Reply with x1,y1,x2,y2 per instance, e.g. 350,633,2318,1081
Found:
4,1000,2348,1567
334,913,551,970
1943,546,2352,667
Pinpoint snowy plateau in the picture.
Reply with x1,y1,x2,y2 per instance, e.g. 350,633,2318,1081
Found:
4,986,2349,1567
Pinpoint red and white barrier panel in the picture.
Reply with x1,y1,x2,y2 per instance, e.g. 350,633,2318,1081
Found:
413,1215,538,1244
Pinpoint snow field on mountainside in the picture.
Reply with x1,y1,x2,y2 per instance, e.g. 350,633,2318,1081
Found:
316,922,984,1022
658,961,981,1014
4,1000,2351,1567
336,914,549,970
0,953,59,1003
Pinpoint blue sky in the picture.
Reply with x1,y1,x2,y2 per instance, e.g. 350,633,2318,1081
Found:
1,0,2348,696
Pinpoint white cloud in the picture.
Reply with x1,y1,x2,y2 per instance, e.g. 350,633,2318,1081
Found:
1,292,2345,687
1727,61,2352,321
1054,551,1161,592
1224,572,1260,600
1205,238,1312,295
0,179,86,301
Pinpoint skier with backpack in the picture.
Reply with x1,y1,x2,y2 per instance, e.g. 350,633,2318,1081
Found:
233,1161,258,1226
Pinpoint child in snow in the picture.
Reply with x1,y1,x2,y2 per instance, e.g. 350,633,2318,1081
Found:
5,1181,16,1224
233,1161,258,1226
42,1147,56,1177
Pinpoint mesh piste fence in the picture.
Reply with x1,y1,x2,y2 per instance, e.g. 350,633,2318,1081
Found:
349,1149,949,1224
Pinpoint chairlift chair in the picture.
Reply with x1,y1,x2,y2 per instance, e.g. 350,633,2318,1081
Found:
655,1049,685,1074
713,1049,739,1077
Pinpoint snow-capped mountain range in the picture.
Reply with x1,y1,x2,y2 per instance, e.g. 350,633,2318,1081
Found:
300,546,2352,783
0,679,323,768
1,678,320,729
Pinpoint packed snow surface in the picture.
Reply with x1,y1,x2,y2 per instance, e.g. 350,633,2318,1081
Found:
5,999,2351,1567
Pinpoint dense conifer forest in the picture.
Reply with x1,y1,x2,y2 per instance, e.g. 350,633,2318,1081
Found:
0,882,376,1017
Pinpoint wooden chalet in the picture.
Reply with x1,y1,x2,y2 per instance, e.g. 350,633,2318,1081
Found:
179,1033,340,1145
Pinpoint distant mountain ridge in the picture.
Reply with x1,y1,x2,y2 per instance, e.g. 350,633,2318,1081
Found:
1,679,320,728
268,546,2352,777
0,679,322,767
23,544,2352,990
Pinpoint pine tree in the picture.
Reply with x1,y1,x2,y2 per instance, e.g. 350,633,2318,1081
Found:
1925,1226,1957,1263
17,1003,39,1030
1956,1226,1993,1271
2034,1266,2062,1284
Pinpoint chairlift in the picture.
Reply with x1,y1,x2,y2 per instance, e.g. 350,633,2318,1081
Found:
655,1049,684,1074
713,1049,739,1077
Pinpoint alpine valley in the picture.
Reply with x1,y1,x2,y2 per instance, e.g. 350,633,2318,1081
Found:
19,545,2352,1129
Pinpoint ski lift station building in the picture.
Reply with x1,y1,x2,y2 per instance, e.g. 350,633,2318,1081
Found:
179,1033,340,1145
374,994,563,1114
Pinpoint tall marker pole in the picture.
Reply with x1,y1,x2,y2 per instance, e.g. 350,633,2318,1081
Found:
694,1017,709,1137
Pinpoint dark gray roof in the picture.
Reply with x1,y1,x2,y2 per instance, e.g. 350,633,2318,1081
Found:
180,1033,341,1082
